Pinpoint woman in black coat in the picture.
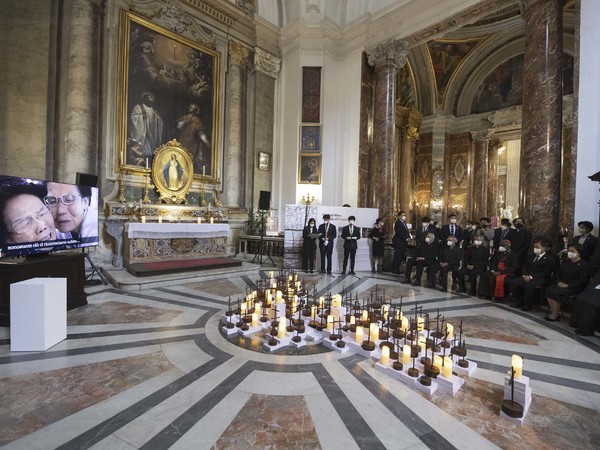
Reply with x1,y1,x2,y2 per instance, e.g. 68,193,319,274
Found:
370,218,386,273
545,244,591,321
302,218,319,273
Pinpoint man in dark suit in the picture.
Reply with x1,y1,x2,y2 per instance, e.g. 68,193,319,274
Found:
392,210,411,273
492,218,516,252
403,232,439,286
511,217,532,266
318,214,337,274
341,215,361,275
572,221,598,262
457,236,489,295
430,236,462,291
416,216,436,245
507,238,555,311
441,214,463,244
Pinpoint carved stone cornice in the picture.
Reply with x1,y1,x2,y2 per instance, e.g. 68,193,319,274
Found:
254,47,281,78
181,0,238,27
366,39,409,69
229,40,250,66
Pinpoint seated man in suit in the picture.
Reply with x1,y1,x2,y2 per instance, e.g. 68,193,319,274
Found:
441,214,463,244
403,231,439,287
430,235,462,292
457,235,489,295
415,217,436,245
341,215,360,275
569,269,600,336
507,238,555,311
318,214,337,274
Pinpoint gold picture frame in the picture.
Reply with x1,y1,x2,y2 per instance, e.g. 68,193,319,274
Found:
152,140,194,204
116,10,220,182
298,153,321,184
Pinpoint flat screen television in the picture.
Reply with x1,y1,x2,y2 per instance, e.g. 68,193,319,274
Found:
0,175,99,258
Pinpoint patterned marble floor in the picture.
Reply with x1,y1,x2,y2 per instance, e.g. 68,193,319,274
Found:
1,268,600,450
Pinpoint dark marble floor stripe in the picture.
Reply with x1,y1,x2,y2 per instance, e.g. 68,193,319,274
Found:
472,359,600,393
316,275,355,297
467,343,600,371
154,287,229,304
120,290,214,310
340,354,457,450
56,335,231,450
139,362,255,449
0,334,200,365
241,274,258,291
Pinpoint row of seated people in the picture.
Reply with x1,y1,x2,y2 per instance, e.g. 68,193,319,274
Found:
401,232,595,318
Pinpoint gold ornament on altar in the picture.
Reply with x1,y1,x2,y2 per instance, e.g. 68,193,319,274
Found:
301,193,315,205
152,140,194,204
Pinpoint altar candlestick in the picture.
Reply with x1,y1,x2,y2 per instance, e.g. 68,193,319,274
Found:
210,217,214,224
158,216,163,224
140,216,146,223
197,217,202,224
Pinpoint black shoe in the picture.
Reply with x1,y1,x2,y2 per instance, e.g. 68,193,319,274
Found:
349,271,356,275
575,330,594,336
310,270,314,274
320,270,325,274
371,269,376,273
520,305,532,311
426,283,436,289
411,281,420,286
402,279,412,284
440,287,448,292
341,271,346,275
456,287,466,294
327,271,332,275
544,315,560,322
510,301,523,308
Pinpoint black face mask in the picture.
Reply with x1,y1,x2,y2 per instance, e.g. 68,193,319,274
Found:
514,223,523,229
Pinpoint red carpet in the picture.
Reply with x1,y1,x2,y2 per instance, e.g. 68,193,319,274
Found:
126,257,242,277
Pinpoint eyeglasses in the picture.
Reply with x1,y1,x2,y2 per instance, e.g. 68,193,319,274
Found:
8,206,52,234
44,194,81,207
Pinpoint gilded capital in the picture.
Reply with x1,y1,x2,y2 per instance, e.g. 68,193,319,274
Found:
229,40,250,66
404,125,419,141
366,39,410,69
254,48,281,78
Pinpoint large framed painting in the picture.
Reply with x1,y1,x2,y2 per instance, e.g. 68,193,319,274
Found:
116,10,220,181
298,153,321,184
300,125,320,152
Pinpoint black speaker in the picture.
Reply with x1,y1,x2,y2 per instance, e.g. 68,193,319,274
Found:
76,172,98,187
258,191,271,211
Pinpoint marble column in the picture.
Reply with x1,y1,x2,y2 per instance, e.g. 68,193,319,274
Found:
367,40,409,225
470,131,490,220
519,0,563,241
54,0,102,182
487,140,499,218
223,41,249,208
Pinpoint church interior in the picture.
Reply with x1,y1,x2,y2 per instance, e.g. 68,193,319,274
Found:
1,0,600,448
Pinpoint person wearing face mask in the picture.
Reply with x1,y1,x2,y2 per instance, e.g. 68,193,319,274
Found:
544,244,591,321
474,217,494,248
430,236,462,292
441,214,463,244
462,220,475,249
457,236,489,295
402,232,439,286
318,214,337,275
370,218,386,273
341,215,361,275
492,218,516,252
571,221,598,263
392,210,411,274
568,270,600,336
478,239,520,301
508,238,555,311
302,218,319,273
511,217,532,266
416,216,436,245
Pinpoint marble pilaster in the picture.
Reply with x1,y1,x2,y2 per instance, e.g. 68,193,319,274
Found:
518,0,563,241
223,41,250,208
54,0,102,182
396,107,421,214
487,140,499,218
470,131,489,220
366,40,409,225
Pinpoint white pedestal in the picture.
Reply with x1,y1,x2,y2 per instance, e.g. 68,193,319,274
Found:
500,373,532,425
10,278,67,352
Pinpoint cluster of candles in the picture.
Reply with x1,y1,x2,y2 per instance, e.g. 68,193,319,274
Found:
138,214,216,224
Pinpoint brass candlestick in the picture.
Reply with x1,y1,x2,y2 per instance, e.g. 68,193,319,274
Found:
214,179,223,208
117,171,127,203
199,185,207,207
142,171,152,204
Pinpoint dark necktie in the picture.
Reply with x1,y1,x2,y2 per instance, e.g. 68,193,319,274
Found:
451,225,455,236
533,255,539,263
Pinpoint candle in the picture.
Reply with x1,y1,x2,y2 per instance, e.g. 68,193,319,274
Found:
401,316,409,332
278,319,286,337
145,157,149,169
319,297,324,308
326,315,334,332
197,217,202,224
417,317,425,332
512,355,523,379
381,304,389,319
288,275,293,281
433,355,443,370
349,316,356,325
158,216,163,224
418,336,426,354
355,325,363,343
140,216,146,223
361,310,368,322
311,305,317,320
443,357,453,379
402,345,411,365
251,312,258,327
370,322,379,342
208,203,211,212
381,346,390,366
210,217,214,224
240,302,247,314
268,271,274,279
202,165,206,176
446,323,454,341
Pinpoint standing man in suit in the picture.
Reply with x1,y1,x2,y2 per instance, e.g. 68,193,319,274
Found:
507,238,555,311
416,216,436,245
341,215,361,275
492,218,516,252
511,217,532,266
392,210,411,274
318,214,337,275
441,214,463,244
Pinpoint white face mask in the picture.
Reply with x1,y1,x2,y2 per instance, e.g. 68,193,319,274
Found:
567,251,578,259
400,216,406,221
379,222,384,227
422,223,429,228
447,241,454,247
324,220,329,224
533,247,542,255
425,237,432,243
309,223,315,227
474,240,482,246
349,221,354,225
501,225,508,231
498,246,506,252
466,225,472,230
450,219,457,224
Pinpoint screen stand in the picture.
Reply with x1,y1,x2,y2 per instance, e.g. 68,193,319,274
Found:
252,211,276,267
83,250,108,286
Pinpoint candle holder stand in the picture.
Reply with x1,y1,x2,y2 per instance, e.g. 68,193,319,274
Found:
500,372,531,424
